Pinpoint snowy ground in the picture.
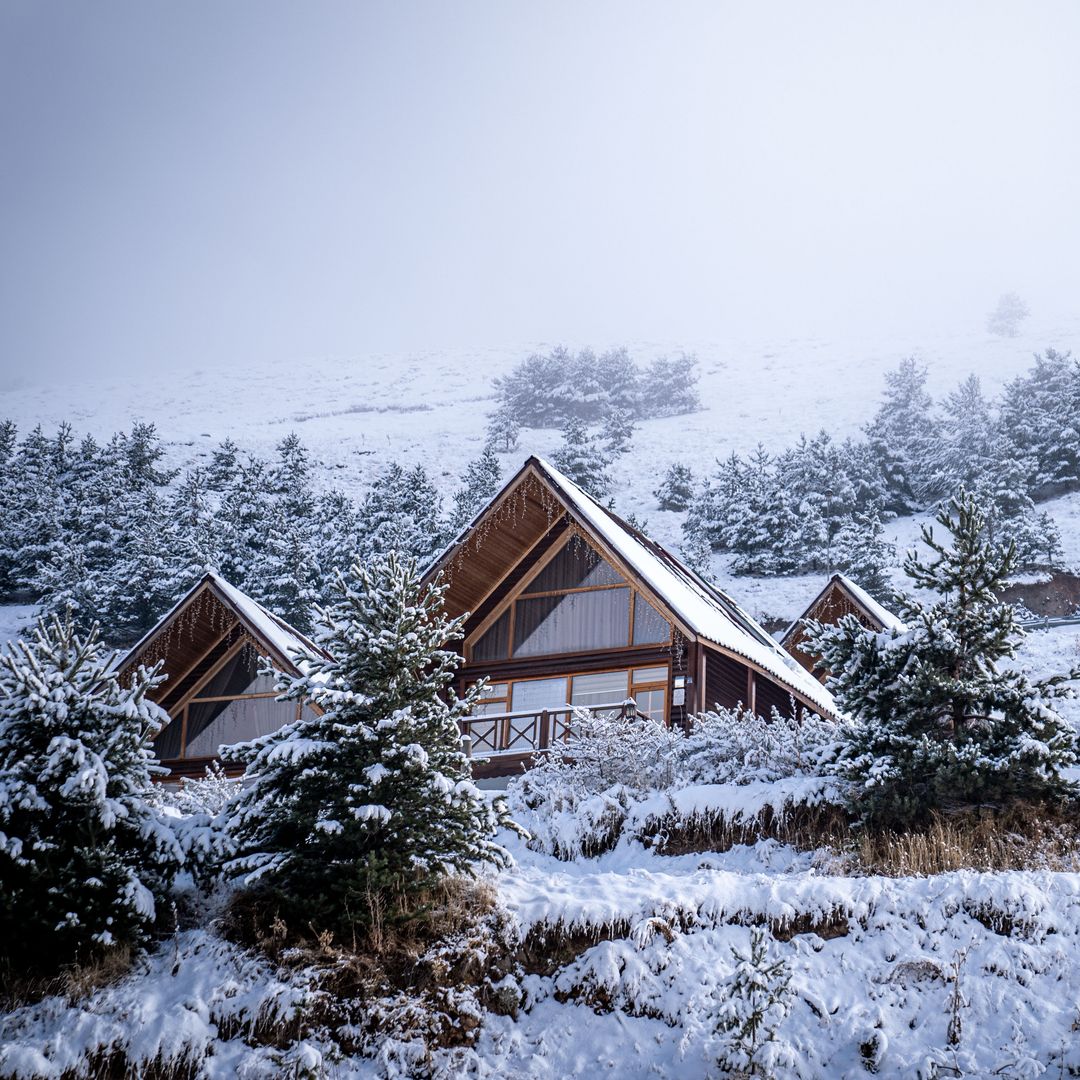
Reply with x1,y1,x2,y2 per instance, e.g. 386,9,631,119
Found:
5,829,1080,1078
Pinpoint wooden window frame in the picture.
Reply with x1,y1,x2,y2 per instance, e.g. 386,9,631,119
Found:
465,531,673,662
466,660,672,726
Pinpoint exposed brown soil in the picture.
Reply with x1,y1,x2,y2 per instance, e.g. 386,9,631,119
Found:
1002,571,1080,617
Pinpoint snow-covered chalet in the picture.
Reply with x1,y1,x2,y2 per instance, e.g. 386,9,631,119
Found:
120,455,836,780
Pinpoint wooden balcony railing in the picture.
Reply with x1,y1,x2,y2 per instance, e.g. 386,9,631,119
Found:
459,699,645,759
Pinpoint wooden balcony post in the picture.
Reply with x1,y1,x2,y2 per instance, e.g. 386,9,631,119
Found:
538,709,550,750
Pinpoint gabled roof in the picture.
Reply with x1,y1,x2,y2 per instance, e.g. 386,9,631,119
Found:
426,456,837,717
780,571,906,652
118,570,326,676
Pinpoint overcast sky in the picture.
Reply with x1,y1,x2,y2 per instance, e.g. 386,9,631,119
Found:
1,1,1078,379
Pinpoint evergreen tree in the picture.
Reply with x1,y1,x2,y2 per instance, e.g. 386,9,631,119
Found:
986,291,1030,337
485,404,520,453
641,352,701,416
253,522,321,635
310,488,364,598
449,447,502,532
654,462,695,511
932,375,996,495
120,421,177,489
806,492,1078,828
221,553,514,932
0,615,182,974
970,456,1061,570
360,461,445,563
551,417,613,499
680,513,715,580
714,928,795,1079
168,466,221,577
864,357,940,514
602,406,636,457
33,542,102,635
998,348,1080,497
831,510,896,598
206,437,241,490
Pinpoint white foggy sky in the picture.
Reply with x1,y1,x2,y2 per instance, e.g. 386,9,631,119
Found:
1,1,1078,378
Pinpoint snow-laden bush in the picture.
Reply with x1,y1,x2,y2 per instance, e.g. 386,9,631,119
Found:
677,707,841,787
511,708,682,859
510,706,846,860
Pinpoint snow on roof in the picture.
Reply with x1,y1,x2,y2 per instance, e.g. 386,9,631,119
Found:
119,570,325,674
532,458,837,717
833,573,907,633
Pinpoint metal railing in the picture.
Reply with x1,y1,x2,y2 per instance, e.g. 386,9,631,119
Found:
459,699,643,759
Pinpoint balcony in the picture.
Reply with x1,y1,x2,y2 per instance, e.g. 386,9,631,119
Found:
459,699,648,778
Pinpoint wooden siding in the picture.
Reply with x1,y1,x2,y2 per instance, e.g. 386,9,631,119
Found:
784,577,886,681
704,648,750,712
754,672,799,720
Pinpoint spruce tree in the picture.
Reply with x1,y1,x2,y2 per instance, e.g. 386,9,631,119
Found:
551,417,613,499
831,510,896,598
0,615,183,974
449,447,502,533
714,928,795,1079
654,462,694,511
222,553,514,933
806,492,1078,828
485,404,520,453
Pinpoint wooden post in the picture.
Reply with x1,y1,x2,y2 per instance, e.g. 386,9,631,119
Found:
538,709,550,750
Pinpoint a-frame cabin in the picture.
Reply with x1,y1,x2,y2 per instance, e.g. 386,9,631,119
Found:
780,571,905,682
116,571,327,779
425,456,836,777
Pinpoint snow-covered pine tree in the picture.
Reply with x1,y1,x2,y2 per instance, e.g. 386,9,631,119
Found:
679,514,715,580
33,541,102,635
831,510,896,598
932,374,996,495
551,417,613,499
655,463,695,512
998,348,1080,498
221,553,514,933
253,522,321,635
206,437,241,490
986,291,1030,338
602,406,636,457
310,488,364,600
0,614,182,974
641,352,701,416
168,466,221,578
216,455,275,589
485,404,520,453
714,927,795,1079
492,347,570,427
449,447,502,533
806,491,1078,829
360,461,446,563
120,421,177,489
864,357,940,514
0,419,15,465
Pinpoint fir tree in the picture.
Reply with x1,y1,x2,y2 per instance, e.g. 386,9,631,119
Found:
449,447,502,533
206,437,241,490
864,357,940,514
222,553,514,932
0,419,16,465
641,352,701,416
806,492,1078,829
0,615,182,974
680,513,715,580
485,404,520,453
602,406,636,457
120,421,177,489
654,462,694,511
360,461,445,563
986,291,1030,338
551,417,613,499
714,928,795,1079
831,510,896,598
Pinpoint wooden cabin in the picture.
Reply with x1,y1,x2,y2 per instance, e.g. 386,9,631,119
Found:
780,572,905,682
122,456,836,781
425,456,836,778
117,571,328,780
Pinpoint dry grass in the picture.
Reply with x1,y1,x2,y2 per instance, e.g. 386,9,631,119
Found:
0,944,136,1011
833,805,1080,876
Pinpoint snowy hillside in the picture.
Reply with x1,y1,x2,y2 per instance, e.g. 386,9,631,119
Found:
3,315,1080,632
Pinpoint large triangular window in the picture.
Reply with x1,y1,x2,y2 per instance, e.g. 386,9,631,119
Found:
468,534,670,661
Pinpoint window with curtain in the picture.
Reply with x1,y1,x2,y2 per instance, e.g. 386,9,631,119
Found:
468,537,672,661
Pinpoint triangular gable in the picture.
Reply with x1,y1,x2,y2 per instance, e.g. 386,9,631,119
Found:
425,456,837,717
118,571,326,703
781,573,905,677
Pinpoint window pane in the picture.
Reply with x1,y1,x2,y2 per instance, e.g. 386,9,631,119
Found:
472,682,508,701
190,647,272,700
184,695,297,757
632,594,670,645
632,666,668,685
472,610,509,661
513,588,631,656
523,539,623,593
571,670,629,709
632,688,667,724
511,677,568,713
152,711,184,760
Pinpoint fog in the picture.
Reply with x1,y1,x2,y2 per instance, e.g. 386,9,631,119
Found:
1,0,1078,380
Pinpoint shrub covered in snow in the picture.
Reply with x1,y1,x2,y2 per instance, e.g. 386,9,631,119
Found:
510,705,845,860
0,614,183,975
221,552,517,934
